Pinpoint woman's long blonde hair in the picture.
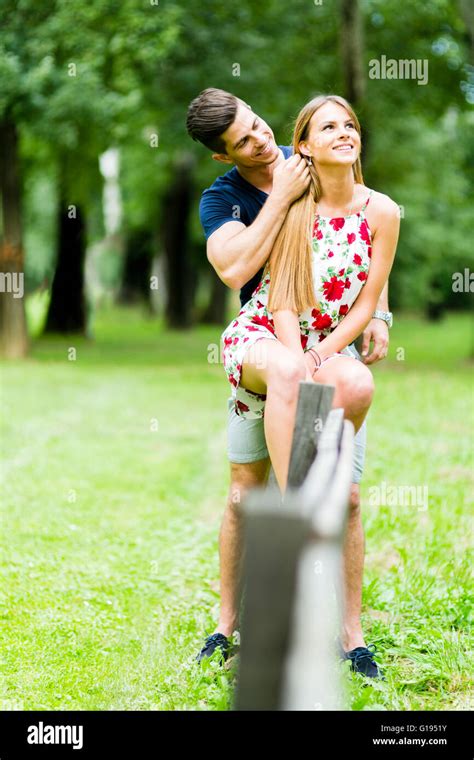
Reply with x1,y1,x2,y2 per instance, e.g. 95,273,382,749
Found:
266,95,364,313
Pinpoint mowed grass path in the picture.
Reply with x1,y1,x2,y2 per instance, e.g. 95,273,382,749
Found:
1,307,472,710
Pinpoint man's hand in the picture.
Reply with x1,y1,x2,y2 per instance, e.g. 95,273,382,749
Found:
271,154,311,208
359,319,389,364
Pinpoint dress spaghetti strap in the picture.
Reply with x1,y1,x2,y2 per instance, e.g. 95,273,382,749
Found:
361,189,374,212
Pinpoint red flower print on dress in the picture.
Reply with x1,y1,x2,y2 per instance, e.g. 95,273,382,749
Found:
344,278,351,289
229,374,238,387
357,271,368,282
359,219,371,245
318,333,327,342
312,219,323,239
328,251,334,258
347,232,356,244
224,336,233,346
300,334,309,349
323,276,345,301
236,400,250,414
338,268,345,277
329,217,345,231
367,246,372,258
250,314,275,333
339,304,349,316
353,253,362,265
312,313,332,330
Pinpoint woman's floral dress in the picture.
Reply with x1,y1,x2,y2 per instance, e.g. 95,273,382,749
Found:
221,190,373,419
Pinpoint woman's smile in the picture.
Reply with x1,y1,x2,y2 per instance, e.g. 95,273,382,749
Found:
333,143,353,152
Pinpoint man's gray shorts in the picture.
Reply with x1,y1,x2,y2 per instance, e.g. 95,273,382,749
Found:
226,342,367,484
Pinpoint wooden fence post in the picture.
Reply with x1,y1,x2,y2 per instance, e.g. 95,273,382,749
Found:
234,383,342,710
266,382,334,491
280,413,354,710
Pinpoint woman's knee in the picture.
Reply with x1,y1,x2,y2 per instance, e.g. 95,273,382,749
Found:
338,363,374,413
267,351,306,400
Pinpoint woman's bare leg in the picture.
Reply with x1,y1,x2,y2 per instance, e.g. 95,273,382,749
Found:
239,339,306,494
311,355,375,433
240,345,374,493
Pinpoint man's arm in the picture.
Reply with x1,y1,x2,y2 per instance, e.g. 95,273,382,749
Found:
207,155,310,289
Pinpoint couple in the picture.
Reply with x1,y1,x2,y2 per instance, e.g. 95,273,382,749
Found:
186,88,399,678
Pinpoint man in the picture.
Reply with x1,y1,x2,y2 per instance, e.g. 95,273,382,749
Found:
186,88,393,678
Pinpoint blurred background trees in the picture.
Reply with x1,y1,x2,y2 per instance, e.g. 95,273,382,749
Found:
0,0,472,357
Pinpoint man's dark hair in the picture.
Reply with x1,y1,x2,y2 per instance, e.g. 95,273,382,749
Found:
186,88,241,153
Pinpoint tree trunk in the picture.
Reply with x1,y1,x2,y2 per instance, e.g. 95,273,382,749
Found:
118,228,154,307
425,274,446,322
0,118,28,357
163,153,195,328
459,0,474,63
339,0,371,164
201,266,229,325
340,0,366,108
45,196,87,334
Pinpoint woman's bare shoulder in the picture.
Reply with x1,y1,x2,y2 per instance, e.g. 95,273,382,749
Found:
365,188,400,217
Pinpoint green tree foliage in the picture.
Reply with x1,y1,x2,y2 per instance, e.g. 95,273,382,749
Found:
0,0,471,348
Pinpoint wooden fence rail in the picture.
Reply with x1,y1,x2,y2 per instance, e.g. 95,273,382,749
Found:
234,382,354,711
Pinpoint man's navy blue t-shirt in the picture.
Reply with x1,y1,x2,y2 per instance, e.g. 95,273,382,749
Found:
199,146,293,307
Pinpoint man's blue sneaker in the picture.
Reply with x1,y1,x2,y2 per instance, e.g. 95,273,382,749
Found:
196,632,231,663
339,641,385,679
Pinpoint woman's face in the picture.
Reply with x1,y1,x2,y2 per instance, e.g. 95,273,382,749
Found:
300,101,361,168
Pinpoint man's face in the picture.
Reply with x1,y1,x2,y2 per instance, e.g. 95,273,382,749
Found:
214,102,279,168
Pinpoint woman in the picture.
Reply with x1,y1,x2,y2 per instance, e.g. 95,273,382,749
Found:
221,94,400,493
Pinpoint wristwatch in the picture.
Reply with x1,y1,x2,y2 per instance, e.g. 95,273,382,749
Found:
372,310,393,328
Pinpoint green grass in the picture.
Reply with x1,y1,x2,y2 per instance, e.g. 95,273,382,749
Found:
0,304,472,710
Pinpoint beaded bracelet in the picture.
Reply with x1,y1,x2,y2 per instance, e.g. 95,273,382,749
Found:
308,348,321,373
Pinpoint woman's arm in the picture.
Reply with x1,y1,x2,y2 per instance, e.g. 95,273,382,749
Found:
273,309,305,358
316,196,400,361
273,309,315,381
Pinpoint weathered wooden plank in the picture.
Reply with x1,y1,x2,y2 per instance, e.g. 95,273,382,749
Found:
280,420,354,710
298,408,345,520
235,386,353,711
233,491,310,711
266,382,335,492
287,382,335,489
309,420,354,539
